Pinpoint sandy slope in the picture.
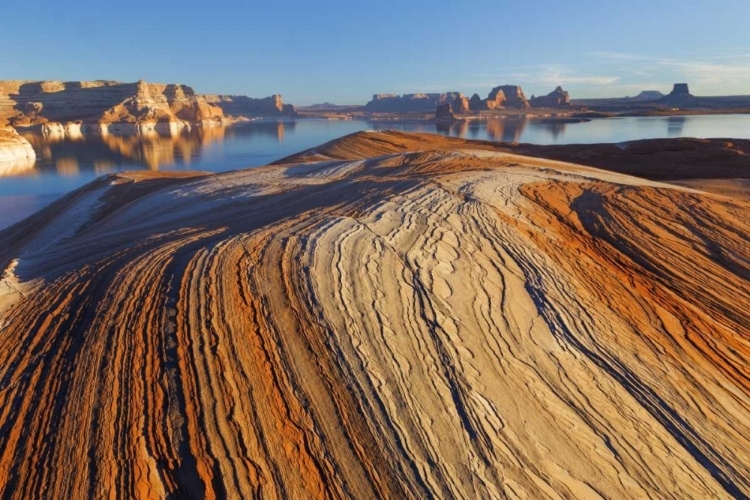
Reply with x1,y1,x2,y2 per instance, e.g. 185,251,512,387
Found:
0,132,748,499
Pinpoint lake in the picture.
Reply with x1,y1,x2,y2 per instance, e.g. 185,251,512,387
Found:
2,114,750,229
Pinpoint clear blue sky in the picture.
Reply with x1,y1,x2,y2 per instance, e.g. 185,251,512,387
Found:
2,0,749,105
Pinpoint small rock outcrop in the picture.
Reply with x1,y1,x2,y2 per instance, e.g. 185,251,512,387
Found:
529,86,571,108
434,103,456,121
0,127,36,165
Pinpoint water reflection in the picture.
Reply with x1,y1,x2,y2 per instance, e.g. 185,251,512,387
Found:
485,117,527,142
7,114,750,182
530,119,568,139
0,156,36,177
19,126,230,174
10,121,303,178
4,113,750,230
667,117,686,137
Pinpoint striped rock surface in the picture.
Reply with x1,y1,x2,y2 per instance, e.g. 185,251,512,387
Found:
0,132,749,499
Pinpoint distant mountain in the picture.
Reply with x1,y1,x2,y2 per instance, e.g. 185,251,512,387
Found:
630,90,665,102
304,102,339,109
572,90,667,107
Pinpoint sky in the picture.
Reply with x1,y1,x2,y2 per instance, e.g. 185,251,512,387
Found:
2,0,750,105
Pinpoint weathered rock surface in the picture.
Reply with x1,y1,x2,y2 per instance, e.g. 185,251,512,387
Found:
0,80,227,129
1,131,749,499
0,127,36,171
529,86,571,108
365,92,465,112
0,80,299,130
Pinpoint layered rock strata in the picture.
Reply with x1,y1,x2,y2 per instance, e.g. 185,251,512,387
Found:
0,131,748,499
0,80,298,131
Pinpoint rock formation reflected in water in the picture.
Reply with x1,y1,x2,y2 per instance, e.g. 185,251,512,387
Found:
531,119,568,139
668,116,686,136
485,117,527,142
12,121,294,176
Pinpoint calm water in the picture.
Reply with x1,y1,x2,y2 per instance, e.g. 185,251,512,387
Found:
2,114,750,229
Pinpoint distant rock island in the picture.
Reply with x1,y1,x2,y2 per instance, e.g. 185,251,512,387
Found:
365,92,466,113
362,82,750,118
204,94,297,117
367,85,572,115
0,80,297,134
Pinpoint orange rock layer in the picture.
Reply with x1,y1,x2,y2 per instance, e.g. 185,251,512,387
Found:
0,132,748,499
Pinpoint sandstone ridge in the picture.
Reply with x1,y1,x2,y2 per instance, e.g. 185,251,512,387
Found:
0,131,748,499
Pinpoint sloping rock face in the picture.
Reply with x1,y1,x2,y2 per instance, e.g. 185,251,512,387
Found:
0,80,226,128
529,86,571,108
203,94,297,117
0,131,748,499
452,95,470,114
365,92,464,112
98,81,225,125
434,102,456,120
0,127,36,165
485,87,507,109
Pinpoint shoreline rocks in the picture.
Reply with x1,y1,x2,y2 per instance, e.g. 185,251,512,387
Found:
0,80,297,130
0,127,36,165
